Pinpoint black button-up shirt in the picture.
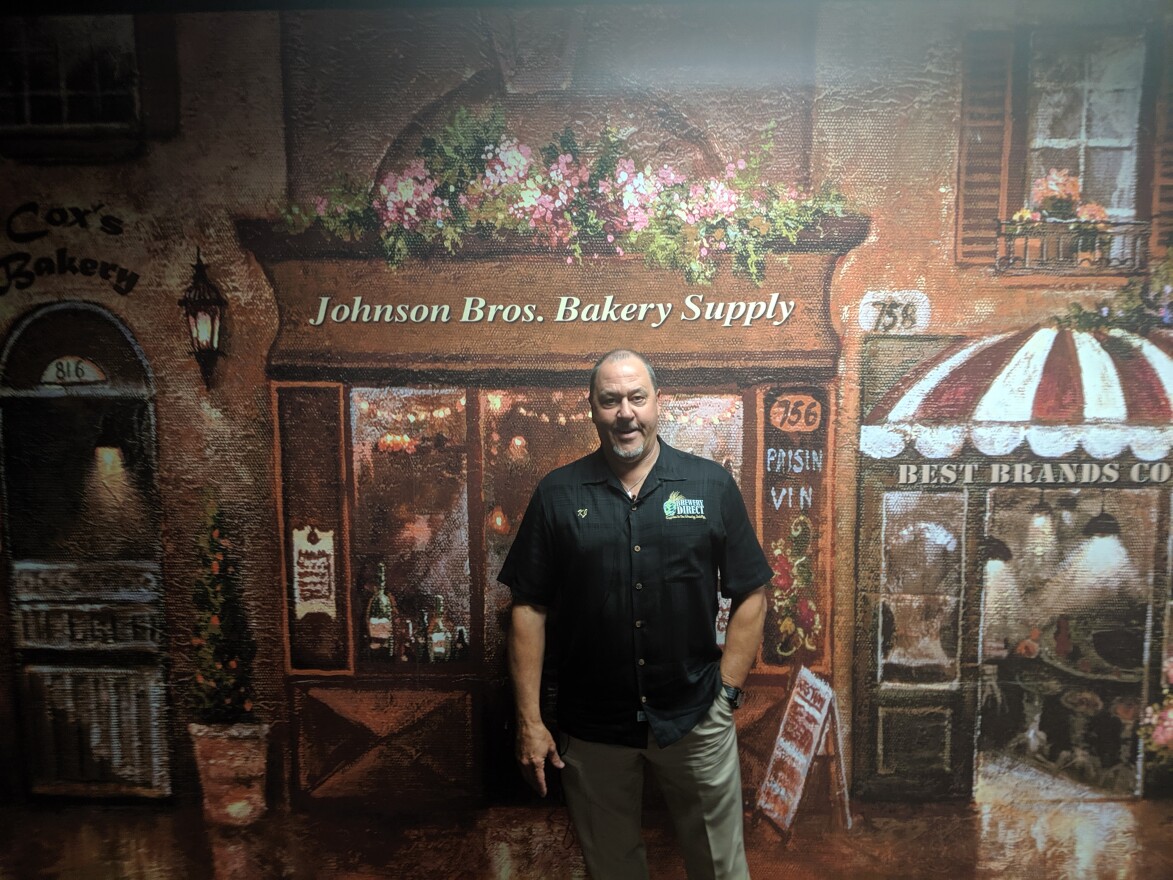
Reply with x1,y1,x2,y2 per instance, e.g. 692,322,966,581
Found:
499,439,772,747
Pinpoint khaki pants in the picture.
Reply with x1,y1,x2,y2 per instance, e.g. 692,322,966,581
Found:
559,693,749,880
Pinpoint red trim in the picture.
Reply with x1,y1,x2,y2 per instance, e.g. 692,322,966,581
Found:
865,337,978,424
1033,330,1083,423
1097,332,1172,422
916,328,1037,420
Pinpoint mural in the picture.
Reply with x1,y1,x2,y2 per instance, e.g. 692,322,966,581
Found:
1,2,1173,877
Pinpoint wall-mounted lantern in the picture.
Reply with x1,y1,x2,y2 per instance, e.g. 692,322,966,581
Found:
178,249,227,389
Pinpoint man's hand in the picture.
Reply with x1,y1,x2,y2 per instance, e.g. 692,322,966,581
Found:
515,717,564,797
508,601,563,796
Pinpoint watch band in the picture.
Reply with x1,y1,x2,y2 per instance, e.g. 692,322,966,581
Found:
721,683,744,709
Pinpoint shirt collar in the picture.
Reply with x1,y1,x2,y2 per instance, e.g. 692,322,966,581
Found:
582,438,687,485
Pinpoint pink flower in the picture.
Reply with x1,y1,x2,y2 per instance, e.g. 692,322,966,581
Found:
1031,168,1082,207
482,138,534,187
374,160,450,232
1077,201,1108,223
1152,706,1173,748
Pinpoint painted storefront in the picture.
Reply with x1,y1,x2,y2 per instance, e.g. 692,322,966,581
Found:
0,0,1171,836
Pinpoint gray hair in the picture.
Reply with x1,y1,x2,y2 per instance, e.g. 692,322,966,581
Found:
588,349,659,397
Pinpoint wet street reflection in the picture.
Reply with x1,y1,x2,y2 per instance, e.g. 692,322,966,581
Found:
2,789,1172,879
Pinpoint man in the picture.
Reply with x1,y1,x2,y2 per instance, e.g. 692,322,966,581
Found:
500,349,770,880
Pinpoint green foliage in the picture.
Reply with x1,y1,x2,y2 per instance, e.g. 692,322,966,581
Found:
420,105,505,224
1056,250,1173,335
284,107,849,286
190,505,258,724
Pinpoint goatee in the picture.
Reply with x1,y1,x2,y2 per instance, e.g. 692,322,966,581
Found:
612,442,645,460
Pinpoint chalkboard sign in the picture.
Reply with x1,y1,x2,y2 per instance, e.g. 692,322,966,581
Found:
756,666,850,833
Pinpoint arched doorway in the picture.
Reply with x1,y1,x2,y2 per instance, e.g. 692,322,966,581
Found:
1,303,170,797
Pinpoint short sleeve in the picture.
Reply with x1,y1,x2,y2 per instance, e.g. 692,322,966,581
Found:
497,484,556,607
717,474,773,597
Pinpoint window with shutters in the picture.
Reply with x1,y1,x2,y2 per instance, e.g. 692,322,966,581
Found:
957,29,1164,274
0,15,177,162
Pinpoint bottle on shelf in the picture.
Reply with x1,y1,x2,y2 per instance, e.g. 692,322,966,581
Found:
414,608,430,663
453,626,469,662
365,562,397,656
399,620,413,663
427,595,453,662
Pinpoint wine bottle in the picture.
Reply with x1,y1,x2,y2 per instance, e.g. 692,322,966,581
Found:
366,562,397,655
453,626,468,662
415,609,430,663
399,620,413,663
427,595,453,662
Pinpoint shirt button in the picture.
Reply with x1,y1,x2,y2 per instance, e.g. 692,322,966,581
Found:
638,658,645,666
634,582,643,590
634,544,641,552
635,620,643,628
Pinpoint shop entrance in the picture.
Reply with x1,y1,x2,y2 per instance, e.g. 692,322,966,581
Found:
0,304,170,797
855,328,1172,801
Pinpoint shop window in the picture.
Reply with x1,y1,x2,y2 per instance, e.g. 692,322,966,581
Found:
879,492,963,686
480,389,598,669
479,389,745,668
957,28,1164,273
978,487,1156,796
0,15,177,162
350,387,470,670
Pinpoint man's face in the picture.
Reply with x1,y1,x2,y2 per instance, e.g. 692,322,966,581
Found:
590,356,660,463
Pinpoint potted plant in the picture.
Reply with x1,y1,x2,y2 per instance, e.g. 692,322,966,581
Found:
187,504,269,825
1013,168,1112,268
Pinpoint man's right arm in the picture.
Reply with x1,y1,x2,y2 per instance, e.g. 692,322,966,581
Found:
508,601,564,796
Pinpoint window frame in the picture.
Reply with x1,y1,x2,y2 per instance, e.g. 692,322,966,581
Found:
0,15,177,164
955,26,1165,271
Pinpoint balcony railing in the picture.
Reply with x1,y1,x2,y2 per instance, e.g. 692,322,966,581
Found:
995,219,1150,275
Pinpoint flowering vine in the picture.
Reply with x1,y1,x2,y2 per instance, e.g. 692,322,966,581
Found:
1141,656,1173,770
769,514,822,658
283,108,847,286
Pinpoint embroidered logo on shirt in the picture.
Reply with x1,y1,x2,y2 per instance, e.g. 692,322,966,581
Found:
663,491,705,520
577,508,588,519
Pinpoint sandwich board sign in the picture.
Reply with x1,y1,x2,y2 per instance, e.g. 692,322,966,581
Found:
756,666,851,833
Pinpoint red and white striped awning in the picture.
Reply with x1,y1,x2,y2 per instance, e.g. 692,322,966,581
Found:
861,326,1173,460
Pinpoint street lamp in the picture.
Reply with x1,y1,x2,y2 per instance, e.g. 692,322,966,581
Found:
178,248,227,389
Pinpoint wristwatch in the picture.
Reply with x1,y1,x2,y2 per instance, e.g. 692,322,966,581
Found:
721,683,744,709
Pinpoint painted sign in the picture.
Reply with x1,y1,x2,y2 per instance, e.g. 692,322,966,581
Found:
292,525,336,620
756,666,846,832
